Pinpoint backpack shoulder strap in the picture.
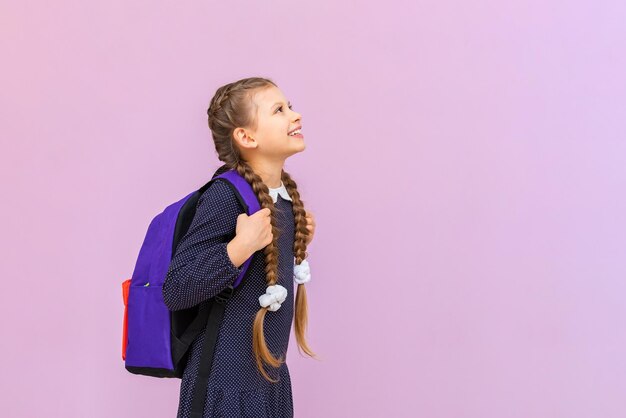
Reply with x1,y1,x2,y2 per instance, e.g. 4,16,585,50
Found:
199,168,261,288
201,166,261,215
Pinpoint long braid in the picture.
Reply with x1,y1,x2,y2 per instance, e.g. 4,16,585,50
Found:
235,161,285,382
281,170,317,358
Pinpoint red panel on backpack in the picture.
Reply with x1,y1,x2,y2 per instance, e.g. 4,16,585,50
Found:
122,279,131,360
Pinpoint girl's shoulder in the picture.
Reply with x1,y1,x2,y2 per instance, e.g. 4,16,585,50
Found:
198,178,245,213
193,178,246,232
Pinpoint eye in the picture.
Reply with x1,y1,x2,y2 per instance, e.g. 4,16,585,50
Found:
276,104,293,113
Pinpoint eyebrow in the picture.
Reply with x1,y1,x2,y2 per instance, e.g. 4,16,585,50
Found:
272,101,291,110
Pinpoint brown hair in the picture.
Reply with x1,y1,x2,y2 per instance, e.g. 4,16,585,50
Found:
207,76,316,382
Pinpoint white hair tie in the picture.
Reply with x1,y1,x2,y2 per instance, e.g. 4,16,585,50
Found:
258,284,288,312
293,258,311,284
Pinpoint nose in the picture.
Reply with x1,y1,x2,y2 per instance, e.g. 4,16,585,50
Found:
291,109,302,123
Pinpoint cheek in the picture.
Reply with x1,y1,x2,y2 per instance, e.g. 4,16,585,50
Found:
275,122,288,137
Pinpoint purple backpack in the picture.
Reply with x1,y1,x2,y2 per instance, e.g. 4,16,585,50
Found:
121,165,261,414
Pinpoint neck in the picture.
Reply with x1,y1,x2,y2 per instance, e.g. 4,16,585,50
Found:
245,158,284,189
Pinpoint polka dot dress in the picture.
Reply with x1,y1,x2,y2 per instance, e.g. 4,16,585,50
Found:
163,179,295,418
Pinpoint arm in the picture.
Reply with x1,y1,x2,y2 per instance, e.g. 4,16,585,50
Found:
162,180,253,311
227,235,254,269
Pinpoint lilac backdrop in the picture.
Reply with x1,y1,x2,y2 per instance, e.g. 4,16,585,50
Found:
1,0,625,417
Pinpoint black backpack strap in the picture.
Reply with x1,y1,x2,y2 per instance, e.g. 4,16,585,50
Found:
170,306,210,367
189,285,235,418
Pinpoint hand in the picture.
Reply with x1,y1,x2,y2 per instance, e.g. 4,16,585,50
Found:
235,208,273,253
304,210,316,246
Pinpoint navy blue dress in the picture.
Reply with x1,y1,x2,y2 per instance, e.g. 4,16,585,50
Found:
163,179,295,417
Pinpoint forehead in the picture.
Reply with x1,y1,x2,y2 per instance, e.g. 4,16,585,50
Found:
253,85,287,109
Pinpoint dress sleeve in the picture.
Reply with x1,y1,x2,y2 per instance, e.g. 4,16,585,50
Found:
162,179,245,311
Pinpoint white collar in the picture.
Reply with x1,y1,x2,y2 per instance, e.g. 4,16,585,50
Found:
268,181,292,203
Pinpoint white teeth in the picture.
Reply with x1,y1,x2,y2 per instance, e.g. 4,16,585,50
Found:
289,129,301,136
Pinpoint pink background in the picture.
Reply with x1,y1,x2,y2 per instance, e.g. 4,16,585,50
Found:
2,1,625,417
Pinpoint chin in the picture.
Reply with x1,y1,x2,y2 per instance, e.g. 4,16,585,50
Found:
286,143,305,158
288,138,306,150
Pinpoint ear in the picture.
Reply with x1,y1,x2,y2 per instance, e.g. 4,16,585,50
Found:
233,127,258,149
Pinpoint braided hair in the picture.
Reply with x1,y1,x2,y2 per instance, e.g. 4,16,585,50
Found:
207,77,316,382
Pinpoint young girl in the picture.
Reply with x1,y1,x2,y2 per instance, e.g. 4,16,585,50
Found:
163,77,317,417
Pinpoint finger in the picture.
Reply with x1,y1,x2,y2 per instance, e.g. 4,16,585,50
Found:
256,208,270,217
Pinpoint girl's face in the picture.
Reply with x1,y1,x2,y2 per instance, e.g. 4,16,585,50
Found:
234,85,305,160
